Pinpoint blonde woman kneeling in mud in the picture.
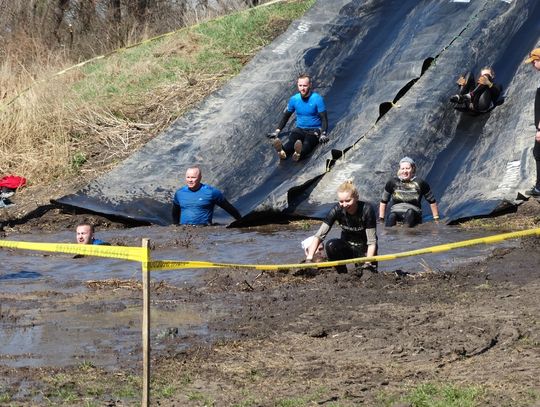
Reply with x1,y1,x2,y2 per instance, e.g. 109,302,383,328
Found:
305,180,378,276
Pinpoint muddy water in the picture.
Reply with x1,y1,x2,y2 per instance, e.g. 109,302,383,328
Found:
0,223,516,368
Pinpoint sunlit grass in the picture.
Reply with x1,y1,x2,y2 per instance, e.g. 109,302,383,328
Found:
0,0,315,186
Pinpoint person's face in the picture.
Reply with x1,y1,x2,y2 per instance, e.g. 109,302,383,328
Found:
337,191,358,214
532,59,540,72
297,77,311,97
185,168,202,190
76,225,93,245
479,69,493,80
399,162,414,181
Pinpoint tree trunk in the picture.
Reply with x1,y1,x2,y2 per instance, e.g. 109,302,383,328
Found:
53,0,69,43
110,0,121,25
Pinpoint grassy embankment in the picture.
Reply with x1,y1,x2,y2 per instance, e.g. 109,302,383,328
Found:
0,0,314,190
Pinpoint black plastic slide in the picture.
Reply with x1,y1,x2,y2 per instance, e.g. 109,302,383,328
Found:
56,0,540,225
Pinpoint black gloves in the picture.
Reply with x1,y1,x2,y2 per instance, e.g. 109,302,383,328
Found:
319,133,329,143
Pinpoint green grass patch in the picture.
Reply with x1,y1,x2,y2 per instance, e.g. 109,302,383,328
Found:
47,382,79,403
187,390,215,405
0,392,11,403
114,374,140,400
275,387,328,406
0,0,315,184
377,382,486,407
71,152,87,171
156,383,176,398
70,0,315,106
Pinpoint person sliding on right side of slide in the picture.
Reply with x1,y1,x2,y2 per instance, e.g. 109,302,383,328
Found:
450,66,502,114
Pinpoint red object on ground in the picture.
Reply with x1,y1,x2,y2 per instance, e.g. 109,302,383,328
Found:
0,175,27,189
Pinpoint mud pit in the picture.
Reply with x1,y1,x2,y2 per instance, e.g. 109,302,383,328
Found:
1,210,539,405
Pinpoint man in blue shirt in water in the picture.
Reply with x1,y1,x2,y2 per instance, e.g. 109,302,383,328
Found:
269,73,329,161
76,223,109,245
172,166,241,225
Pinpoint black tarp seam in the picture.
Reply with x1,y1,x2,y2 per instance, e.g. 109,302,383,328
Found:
284,0,493,215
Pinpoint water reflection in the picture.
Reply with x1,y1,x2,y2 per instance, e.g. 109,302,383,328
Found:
0,223,517,368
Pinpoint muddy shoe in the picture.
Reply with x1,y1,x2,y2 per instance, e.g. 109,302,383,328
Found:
0,188,15,199
0,199,15,208
335,265,348,274
354,263,377,278
292,139,302,161
525,186,540,197
273,138,286,160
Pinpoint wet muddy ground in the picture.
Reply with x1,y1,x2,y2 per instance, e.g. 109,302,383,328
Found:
0,201,540,405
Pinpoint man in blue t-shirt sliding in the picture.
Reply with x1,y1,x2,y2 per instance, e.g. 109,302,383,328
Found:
172,166,241,225
268,73,329,161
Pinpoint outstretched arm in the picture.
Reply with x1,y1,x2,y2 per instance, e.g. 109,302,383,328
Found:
319,111,328,134
364,241,377,267
305,235,322,261
378,202,387,221
276,110,293,132
218,199,242,221
430,202,439,221
172,202,181,224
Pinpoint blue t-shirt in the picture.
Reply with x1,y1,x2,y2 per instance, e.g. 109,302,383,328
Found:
287,92,326,129
92,238,109,245
173,184,225,225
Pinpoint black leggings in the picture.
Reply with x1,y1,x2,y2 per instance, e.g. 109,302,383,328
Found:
459,73,497,112
325,238,370,273
385,209,421,228
283,128,319,158
534,139,540,188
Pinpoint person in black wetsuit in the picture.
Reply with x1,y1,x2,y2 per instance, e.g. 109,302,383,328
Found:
379,157,440,227
524,48,540,197
304,180,377,275
268,74,329,161
449,67,501,113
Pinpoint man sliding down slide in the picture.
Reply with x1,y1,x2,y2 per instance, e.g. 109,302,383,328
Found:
268,73,329,162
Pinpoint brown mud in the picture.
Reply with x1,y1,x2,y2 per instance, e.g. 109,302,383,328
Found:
0,200,540,405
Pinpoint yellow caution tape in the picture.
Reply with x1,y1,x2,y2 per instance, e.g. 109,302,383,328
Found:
1,227,539,271
0,240,144,262
149,227,540,271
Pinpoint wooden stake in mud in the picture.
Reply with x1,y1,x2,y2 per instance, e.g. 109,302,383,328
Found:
141,238,151,407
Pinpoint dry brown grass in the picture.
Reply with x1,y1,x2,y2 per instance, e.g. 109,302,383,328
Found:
0,33,221,185
0,0,313,207
0,72,71,183
458,200,540,231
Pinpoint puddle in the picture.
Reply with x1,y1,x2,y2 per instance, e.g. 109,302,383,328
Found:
0,223,518,368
